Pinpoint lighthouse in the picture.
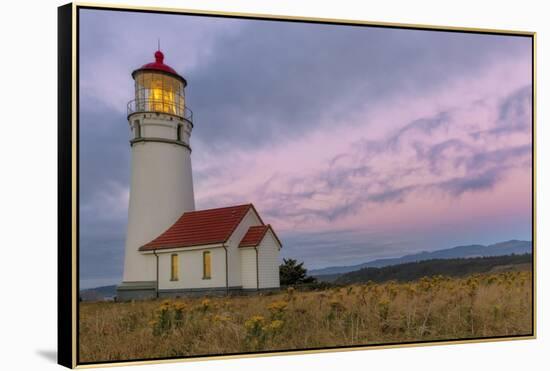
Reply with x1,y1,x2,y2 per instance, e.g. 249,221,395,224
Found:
117,50,282,301
118,50,195,297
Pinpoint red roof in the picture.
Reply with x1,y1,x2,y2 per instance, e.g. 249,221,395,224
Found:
239,225,269,247
132,50,187,85
239,224,283,248
139,204,260,251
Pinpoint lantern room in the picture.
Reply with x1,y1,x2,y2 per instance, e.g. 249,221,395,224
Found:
128,50,192,122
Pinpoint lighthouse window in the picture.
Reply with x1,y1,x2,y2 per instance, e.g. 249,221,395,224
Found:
134,120,141,139
203,251,211,279
170,254,179,281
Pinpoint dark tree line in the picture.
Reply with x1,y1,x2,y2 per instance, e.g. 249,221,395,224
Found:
335,253,533,284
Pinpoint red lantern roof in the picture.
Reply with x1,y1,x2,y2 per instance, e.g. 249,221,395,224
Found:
132,50,187,86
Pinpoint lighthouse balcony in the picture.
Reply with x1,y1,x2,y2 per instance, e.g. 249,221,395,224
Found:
127,97,193,123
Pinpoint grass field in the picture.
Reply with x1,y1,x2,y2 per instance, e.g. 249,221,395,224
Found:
79,270,532,363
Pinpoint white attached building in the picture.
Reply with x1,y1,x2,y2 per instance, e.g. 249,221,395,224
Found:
117,50,281,300
138,204,282,297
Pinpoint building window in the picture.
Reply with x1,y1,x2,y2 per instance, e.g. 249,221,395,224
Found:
170,254,179,281
177,124,182,142
203,251,211,279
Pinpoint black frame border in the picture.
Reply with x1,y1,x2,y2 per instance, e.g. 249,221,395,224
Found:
58,3,74,369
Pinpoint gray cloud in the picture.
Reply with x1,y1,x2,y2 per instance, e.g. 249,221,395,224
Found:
424,139,472,175
189,26,529,151
462,144,532,171
498,85,532,126
470,85,533,139
389,111,451,150
436,168,503,197
368,185,416,204
79,219,126,289
80,9,531,151
79,99,130,288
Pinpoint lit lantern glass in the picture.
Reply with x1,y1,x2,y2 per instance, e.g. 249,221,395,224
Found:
130,51,188,119
134,72,185,116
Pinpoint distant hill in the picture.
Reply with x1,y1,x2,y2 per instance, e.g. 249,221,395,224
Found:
310,240,532,277
311,273,342,283
335,253,532,285
80,285,117,301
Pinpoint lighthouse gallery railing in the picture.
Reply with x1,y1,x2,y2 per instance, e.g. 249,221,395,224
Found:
127,98,193,123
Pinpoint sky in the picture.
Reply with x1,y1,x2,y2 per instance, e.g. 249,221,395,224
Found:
78,8,533,289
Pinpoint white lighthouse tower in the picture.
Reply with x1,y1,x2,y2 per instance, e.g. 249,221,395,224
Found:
118,50,195,299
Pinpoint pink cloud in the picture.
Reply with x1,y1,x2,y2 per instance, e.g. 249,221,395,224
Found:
193,54,532,238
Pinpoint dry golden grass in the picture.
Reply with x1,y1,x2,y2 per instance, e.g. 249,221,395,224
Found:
79,271,532,362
